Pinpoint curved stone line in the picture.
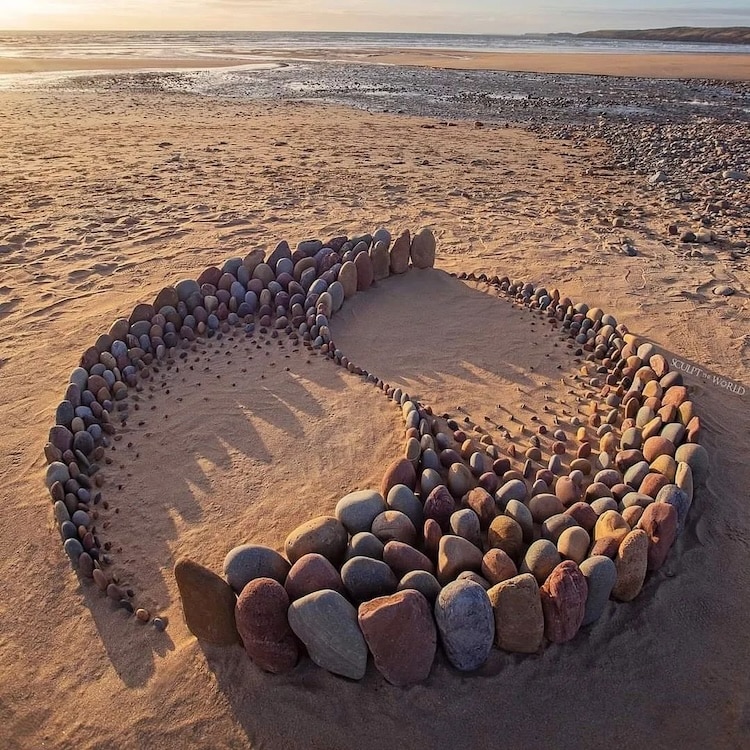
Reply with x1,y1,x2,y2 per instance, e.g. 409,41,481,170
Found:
42,227,708,683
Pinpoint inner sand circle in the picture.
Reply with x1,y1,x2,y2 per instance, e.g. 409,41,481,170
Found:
44,229,704,684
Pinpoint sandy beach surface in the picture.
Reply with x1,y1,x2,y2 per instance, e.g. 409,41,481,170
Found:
0,51,749,750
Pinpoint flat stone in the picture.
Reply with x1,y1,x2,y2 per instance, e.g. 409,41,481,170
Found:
354,251,374,290
223,544,291,594
540,560,588,644
288,589,368,680
434,580,494,671
674,443,709,486
465,487,496,528
284,516,348,566
175,557,240,646
284,553,344,601
450,508,482,547
579,555,617,626
358,590,436,686
235,578,299,673
487,573,544,653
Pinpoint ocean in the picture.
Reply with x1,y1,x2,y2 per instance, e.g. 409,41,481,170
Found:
1,30,750,60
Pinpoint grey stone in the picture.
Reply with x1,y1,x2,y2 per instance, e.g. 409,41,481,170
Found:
340,556,398,603
579,555,617,626
335,489,386,535
222,544,291,593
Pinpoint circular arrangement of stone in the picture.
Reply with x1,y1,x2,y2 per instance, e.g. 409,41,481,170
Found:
44,226,708,684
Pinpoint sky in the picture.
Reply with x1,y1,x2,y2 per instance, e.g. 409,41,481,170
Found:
1,0,749,34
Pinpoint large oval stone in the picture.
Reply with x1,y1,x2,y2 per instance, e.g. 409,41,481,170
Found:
338,260,358,299
612,529,649,602
579,555,617,626
222,544,291,593
284,553,344,601
487,573,544,653
287,590,368,680
284,516,348,566
341,556,398,603
410,227,436,269
487,515,523,561
383,541,434,577
235,578,298,673
398,570,442,602
358,590,437,686
434,580,494,671
655,483,691,533
638,502,678,571
520,539,561,585
387,484,424,530
674,443,709,486
354,251,374,290
174,557,240,645
380,457,417,498
540,560,588,644
423,485,456,532
335,489,386,535
437,534,483,584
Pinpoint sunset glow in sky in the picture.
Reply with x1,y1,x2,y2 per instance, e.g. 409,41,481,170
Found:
1,0,749,33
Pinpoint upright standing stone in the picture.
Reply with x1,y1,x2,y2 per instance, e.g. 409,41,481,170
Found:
370,241,390,280
578,555,617,626
434,580,494,671
235,578,299,673
638,502,678,571
390,230,411,274
358,590,437,686
287,590,368,680
612,529,649,602
174,558,240,646
540,560,587,644
354,251,374,290
487,573,544,653
338,261,358,299
410,228,436,269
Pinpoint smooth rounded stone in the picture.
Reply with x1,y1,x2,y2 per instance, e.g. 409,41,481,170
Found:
222,544,291,593
372,227,391,247
371,510,417,546
358,590,437,686
437,534,483,584
175,279,200,303
495,478,528,507
434,580,494,671
335,489,386,535
501,499,532,543
410,227,436,269
71,509,90,527
481,548,518,585
650,454,678,482
642,436,676,464
464,487,496,528
520,539,561,585
540,560,588,644
327,280,345,312
621,491,654,509
457,571,492,589
420,447,441,472
288,589,367,680
674,444,709,486
398,570,442,602
639,472,670,499
579,555,617,626
478,472,499,494
386,484,423,531
450,509,481,548
554,476,580,506
63,538,84,565
383,541,434,577
675,462,694,502
174,557,240,645
78,552,94,578
612,529,649,602
557,526,591,564
337,260,358,299
420,468,444,498
354,251,374,290
380,457,417,498
594,509,631,544
590,497,618,516
487,516,524,561
447,463,473,498
528,493,565,524
234,578,298,673
389,229,411,274
541,513,578,544
370,241,390,281
251,262,275,286
660,422,685,446
341,556,398,603
72,430,95,457
45,462,70,488
638,502,679,571
655,483,691,532
564,502,598,533
423,518,442,560
584,482,614,504
487,573,544,653
55,400,75,427
622,505,644,528
284,553,344,601
590,535,621,559
345,532,385,562
53,500,70,524
60,521,77,541
469,452,485,477
285,516,348,566
422,485,455,532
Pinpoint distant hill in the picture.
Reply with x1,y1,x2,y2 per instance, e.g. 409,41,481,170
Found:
577,27,750,45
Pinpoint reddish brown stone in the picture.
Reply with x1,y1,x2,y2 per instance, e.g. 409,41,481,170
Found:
358,590,436,686
464,487,496,528
284,553,344,601
380,457,416,498
638,502,679,571
642,436,676,463
662,385,688,407
383,541,435,577
589,536,620,559
197,266,222,287
563,501,598,533
639,472,670,499
354,251,374,290
423,518,442,561
235,578,299,673
423,485,456,532
555,476,580,506
481,548,518,585
540,560,588,644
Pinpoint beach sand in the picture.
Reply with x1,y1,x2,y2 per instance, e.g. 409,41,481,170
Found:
0,79,749,750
